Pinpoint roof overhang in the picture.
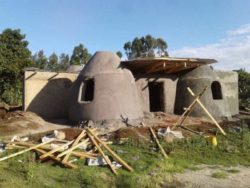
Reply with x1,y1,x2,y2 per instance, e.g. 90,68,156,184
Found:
121,57,217,75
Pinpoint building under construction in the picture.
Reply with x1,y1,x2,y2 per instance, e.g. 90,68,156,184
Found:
23,51,239,122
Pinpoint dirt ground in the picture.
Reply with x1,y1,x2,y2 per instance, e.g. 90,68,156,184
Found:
0,111,69,139
0,110,219,140
173,165,250,188
0,110,244,140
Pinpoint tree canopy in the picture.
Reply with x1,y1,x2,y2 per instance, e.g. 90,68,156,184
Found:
123,35,168,59
32,50,48,70
0,29,32,104
70,44,91,65
0,28,92,105
236,69,250,108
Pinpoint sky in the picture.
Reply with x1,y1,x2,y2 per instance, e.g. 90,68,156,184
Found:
1,0,250,70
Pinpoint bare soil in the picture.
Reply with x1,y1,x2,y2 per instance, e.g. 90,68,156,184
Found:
0,111,69,139
173,165,250,188
0,110,239,141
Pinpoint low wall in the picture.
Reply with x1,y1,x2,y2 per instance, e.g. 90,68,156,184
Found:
216,70,239,116
135,75,178,113
23,71,78,119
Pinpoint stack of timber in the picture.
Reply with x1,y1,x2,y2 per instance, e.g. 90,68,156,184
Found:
0,128,133,175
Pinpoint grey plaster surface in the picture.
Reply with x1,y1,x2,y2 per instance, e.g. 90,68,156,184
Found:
69,52,143,122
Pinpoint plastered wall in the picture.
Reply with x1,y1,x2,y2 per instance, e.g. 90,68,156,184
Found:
135,75,179,113
216,70,239,116
23,71,78,119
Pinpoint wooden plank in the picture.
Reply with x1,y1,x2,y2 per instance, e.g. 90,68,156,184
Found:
6,142,77,168
166,64,182,74
149,127,168,158
9,141,94,159
0,139,55,162
166,64,197,74
87,132,118,175
71,151,97,159
57,139,90,158
34,148,77,169
63,128,97,162
187,87,226,135
87,128,134,172
144,62,163,74
39,140,74,159
62,130,86,163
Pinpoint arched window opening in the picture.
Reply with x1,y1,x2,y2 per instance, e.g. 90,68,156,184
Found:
211,81,222,100
80,78,94,102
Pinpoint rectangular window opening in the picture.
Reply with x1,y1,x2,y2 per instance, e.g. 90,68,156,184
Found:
81,79,94,102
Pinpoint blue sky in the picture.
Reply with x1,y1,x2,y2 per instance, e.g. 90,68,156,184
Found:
1,0,250,70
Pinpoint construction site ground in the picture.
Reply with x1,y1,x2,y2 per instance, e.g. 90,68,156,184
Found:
0,111,250,188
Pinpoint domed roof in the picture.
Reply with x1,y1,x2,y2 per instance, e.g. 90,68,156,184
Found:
79,51,121,77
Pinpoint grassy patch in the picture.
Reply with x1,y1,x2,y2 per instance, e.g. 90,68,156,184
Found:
211,171,228,179
163,128,250,167
0,129,249,187
227,169,240,173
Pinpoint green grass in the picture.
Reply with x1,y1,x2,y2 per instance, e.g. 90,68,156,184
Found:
211,171,228,179
227,169,240,173
0,128,249,187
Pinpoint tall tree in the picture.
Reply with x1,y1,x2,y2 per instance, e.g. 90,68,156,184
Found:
123,42,132,58
123,35,168,59
236,69,250,108
144,35,156,57
70,44,91,65
59,53,70,71
32,50,48,69
0,29,32,104
156,38,168,57
48,53,59,71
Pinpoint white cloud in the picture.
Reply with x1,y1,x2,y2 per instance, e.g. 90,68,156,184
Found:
170,24,250,71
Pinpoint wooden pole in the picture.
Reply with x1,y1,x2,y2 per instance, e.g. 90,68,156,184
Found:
87,132,118,175
172,86,207,130
63,128,97,162
62,130,86,163
0,139,55,162
34,148,77,169
39,140,74,159
86,128,134,172
71,151,97,159
7,141,92,159
57,139,89,158
149,127,168,158
187,87,226,135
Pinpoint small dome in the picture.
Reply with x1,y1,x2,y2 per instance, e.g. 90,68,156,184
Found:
66,65,84,73
80,51,121,77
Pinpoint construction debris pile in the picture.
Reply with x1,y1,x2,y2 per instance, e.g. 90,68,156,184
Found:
0,128,133,175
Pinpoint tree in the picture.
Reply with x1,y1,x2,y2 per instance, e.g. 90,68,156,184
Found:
59,53,70,71
123,42,132,58
144,35,156,57
123,35,168,59
236,69,250,108
70,44,91,65
0,28,32,105
116,51,122,58
156,38,168,57
32,50,48,69
48,53,59,71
